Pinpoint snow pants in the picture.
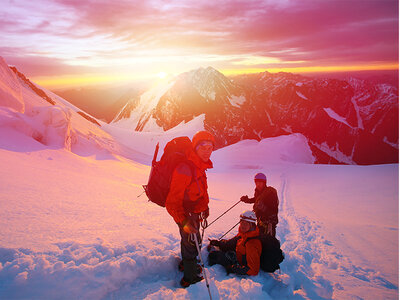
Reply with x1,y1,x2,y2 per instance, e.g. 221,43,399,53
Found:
179,212,202,282
208,249,238,273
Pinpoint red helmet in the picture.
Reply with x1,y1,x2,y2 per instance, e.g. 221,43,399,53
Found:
192,130,215,150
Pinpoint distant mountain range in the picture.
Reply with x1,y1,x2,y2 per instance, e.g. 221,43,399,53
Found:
113,67,398,165
2,53,397,165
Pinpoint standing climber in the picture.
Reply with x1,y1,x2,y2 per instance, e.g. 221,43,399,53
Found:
240,173,279,237
165,130,215,288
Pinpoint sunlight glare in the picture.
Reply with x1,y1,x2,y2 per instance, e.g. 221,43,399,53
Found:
157,72,167,79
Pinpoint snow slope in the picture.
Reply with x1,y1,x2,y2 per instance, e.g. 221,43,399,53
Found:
0,127,398,299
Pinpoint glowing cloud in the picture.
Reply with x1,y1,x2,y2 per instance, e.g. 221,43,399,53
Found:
0,0,397,88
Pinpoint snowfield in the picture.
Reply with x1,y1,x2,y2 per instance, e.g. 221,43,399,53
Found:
0,128,398,299
0,57,398,299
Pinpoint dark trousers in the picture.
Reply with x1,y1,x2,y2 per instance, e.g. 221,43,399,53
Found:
178,213,202,281
208,250,237,270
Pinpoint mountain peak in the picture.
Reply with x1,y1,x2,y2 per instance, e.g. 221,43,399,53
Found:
182,66,226,82
178,66,233,92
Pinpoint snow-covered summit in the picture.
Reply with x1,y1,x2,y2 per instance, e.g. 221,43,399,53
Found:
113,65,246,133
180,66,240,101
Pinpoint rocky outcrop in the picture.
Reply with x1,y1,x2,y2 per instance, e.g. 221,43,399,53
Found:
10,66,55,105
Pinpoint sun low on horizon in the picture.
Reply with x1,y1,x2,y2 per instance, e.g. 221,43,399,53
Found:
0,0,398,90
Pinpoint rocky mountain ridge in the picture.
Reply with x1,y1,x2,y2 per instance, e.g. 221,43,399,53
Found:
114,67,398,165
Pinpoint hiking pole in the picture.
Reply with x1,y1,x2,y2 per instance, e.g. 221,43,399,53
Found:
218,221,240,240
206,200,241,229
191,233,212,300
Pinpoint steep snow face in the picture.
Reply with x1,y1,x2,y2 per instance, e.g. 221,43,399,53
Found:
30,105,73,150
103,114,207,164
0,58,24,113
113,81,175,131
0,56,146,160
139,82,176,113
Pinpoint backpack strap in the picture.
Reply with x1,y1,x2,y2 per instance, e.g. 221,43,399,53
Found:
178,160,204,201
179,161,197,186
244,235,261,245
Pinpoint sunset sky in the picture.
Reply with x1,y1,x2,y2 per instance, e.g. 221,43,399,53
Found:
0,0,398,89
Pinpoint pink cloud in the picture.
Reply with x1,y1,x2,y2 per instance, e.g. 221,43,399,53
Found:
56,0,397,62
220,1,398,62
0,0,397,77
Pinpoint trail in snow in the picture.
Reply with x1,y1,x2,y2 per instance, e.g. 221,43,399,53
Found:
277,168,398,300
279,172,334,299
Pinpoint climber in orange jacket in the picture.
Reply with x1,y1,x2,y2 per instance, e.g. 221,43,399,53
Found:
208,210,262,276
165,130,215,288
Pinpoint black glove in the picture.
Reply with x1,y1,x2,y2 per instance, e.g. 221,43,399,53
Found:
208,239,220,247
207,239,220,251
225,264,235,275
210,240,219,247
226,263,247,275
240,195,249,203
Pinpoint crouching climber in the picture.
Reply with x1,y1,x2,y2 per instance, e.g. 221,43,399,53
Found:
207,210,262,276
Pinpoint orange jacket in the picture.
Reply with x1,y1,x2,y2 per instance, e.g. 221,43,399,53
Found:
235,227,262,275
165,150,212,224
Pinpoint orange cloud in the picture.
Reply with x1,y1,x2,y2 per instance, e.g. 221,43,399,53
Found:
1,0,398,87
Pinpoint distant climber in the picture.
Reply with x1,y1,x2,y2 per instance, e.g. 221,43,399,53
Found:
240,173,279,237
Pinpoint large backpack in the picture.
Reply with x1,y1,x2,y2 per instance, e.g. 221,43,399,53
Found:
247,235,284,273
143,136,194,207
